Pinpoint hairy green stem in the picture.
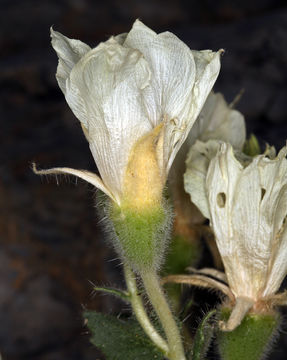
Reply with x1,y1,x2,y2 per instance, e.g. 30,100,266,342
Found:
141,269,186,360
124,265,169,356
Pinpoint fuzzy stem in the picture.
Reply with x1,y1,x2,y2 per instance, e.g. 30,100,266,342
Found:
141,269,186,360
124,265,169,356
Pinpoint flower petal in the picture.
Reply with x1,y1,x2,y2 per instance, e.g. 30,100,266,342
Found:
190,92,246,150
65,37,152,197
32,163,118,204
124,20,196,126
165,48,222,172
207,144,287,299
50,28,91,94
184,139,222,219
259,147,287,296
125,20,221,174
206,144,258,298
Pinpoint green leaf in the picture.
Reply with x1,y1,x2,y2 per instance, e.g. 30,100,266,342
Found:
84,310,164,360
93,286,131,302
191,309,216,360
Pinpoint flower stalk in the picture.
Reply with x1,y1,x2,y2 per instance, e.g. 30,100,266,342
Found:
123,264,169,356
141,269,186,360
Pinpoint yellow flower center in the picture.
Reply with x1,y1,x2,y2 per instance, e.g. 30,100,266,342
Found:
122,123,164,210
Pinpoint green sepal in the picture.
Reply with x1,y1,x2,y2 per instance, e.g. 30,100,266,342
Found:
110,204,169,272
243,134,261,157
93,286,131,302
84,310,164,360
217,308,281,360
190,309,216,360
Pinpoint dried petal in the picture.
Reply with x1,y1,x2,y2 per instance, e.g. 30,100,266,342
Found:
48,21,221,205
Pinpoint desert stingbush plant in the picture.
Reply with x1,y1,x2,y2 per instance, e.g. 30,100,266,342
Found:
33,19,286,360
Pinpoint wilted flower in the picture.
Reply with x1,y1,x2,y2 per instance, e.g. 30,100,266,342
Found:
169,91,246,224
184,141,287,330
34,20,222,210
166,92,246,276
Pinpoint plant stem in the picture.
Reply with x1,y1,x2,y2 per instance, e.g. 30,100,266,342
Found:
124,264,169,356
141,269,186,360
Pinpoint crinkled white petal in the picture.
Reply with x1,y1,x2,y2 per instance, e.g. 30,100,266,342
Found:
207,143,242,254
189,92,246,149
51,21,222,203
50,28,91,94
259,147,287,296
65,38,152,198
124,20,222,177
207,144,287,299
125,21,196,126
206,144,262,298
32,163,118,204
184,140,222,218
113,32,128,45
172,91,245,217
229,157,272,297
207,145,277,298
263,188,287,296
185,138,287,300
164,49,222,174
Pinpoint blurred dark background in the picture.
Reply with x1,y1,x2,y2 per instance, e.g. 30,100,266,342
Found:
1,0,287,359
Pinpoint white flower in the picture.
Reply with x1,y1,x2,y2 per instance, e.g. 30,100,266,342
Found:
169,91,246,223
34,20,221,208
184,141,287,330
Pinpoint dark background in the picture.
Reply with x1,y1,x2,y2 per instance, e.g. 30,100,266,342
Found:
1,0,287,359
